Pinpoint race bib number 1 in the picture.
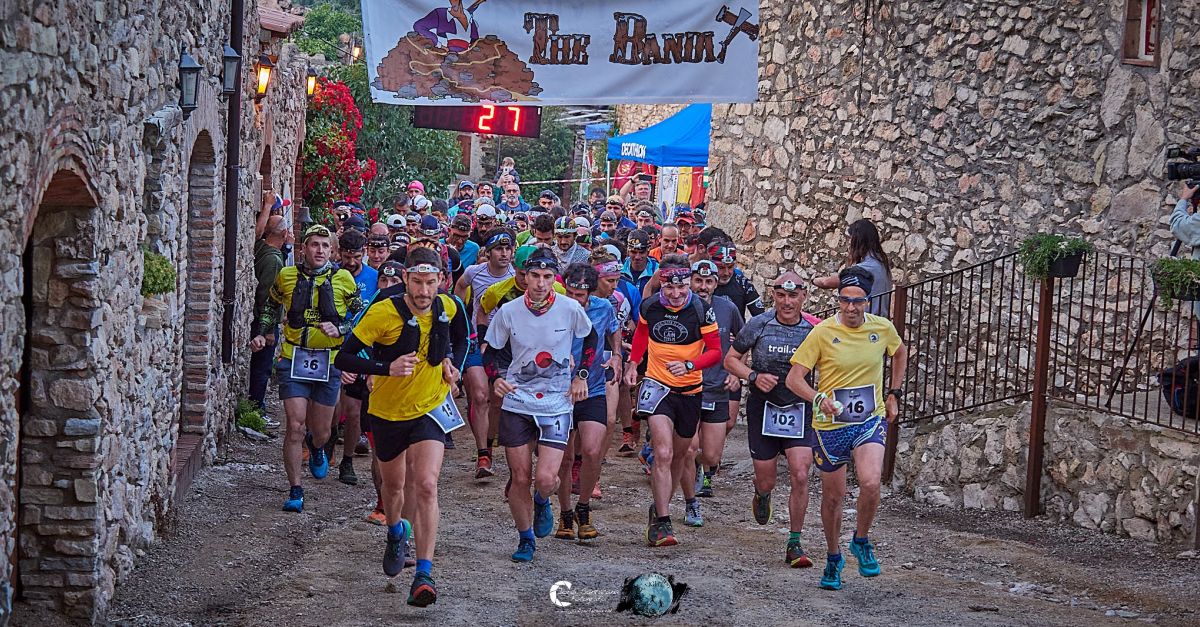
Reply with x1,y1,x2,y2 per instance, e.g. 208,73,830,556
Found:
832,384,877,424
636,378,671,415
428,393,466,434
290,347,331,382
535,413,572,445
762,401,807,439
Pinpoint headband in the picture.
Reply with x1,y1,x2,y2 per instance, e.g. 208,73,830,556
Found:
660,267,692,284
485,233,513,249
594,261,621,278
380,263,402,278
710,245,736,264
691,260,717,277
627,239,648,251
525,256,559,272
406,262,442,274
566,277,593,291
839,272,874,295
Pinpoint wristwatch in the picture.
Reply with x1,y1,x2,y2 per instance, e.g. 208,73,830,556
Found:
576,369,590,380
685,360,695,372
887,388,904,400
748,371,759,385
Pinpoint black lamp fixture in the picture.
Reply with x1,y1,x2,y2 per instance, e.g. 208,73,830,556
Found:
255,53,275,99
221,44,241,96
178,46,203,117
305,66,318,97
350,38,363,62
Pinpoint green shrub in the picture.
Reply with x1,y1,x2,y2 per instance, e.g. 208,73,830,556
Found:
1016,233,1092,279
1151,257,1200,308
235,398,267,432
141,249,177,297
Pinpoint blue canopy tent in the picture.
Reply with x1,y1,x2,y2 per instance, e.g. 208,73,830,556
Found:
606,103,711,167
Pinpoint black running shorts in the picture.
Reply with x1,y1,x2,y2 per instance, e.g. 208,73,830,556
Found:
368,414,446,462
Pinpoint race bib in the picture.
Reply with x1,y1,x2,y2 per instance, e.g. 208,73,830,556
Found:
535,413,572,445
636,378,671,415
762,401,806,439
832,385,877,424
701,401,716,412
428,393,466,434
290,347,331,382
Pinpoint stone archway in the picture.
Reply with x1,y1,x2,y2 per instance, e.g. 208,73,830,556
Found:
16,168,103,619
172,132,218,493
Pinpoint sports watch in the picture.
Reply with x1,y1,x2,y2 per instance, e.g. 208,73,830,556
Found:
887,388,904,400
577,369,590,380
748,371,759,385
685,360,695,372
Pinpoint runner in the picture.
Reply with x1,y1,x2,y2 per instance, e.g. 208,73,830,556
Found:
724,271,820,568
258,225,363,513
453,228,516,479
552,216,591,266
683,260,743,509
553,263,620,543
624,254,722,547
333,247,470,606
786,266,908,590
483,248,596,562
330,230,379,485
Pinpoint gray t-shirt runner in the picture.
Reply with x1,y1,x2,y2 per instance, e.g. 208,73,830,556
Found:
702,295,745,402
732,309,816,406
464,262,514,323
855,253,893,317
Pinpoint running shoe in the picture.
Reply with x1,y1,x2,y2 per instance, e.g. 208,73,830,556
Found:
444,432,455,450
366,508,386,526
693,463,705,496
570,459,581,495
555,511,576,540
355,434,370,456
787,540,813,568
408,572,437,607
338,458,358,485
282,486,304,513
475,454,495,479
646,520,678,547
592,483,602,499
618,431,636,454
820,556,844,590
383,521,409,577
697,471,714,498
638,443,654,475
684,500,703,527
576,506,598,542
533,497,554,538
405,535,417,569
306,434,329,480
323,429,337,463
511,538,536,562
751,490,773,525
849,539,881,577
263,416,282,429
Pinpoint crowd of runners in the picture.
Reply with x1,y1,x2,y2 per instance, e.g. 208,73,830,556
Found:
248,169,907,607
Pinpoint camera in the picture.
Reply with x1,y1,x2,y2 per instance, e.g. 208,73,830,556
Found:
1166,145,1200,183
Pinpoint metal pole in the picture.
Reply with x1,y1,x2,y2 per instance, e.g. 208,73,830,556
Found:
220,0,244,364
882,284,907,484
1024,277,1054,518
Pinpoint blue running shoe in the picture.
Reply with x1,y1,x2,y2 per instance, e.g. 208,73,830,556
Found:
820,556,844,590
511,538,536,562
849,538,881,577
383,520,410,577
306,433,329,480
638,443,654,475
533,496,554,538
282,486,304,512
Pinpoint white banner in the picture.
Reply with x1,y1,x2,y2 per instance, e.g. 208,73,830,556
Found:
362,0,760,106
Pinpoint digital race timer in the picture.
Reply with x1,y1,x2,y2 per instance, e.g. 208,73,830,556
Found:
412,105,542,138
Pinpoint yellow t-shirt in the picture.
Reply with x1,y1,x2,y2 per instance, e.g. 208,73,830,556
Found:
478,277,566,318
269,266,361,360
351,294,459,422
789,314,902,430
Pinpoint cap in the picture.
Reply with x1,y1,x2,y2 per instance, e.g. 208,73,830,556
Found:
457,180,475,189
572,216,591,229
539,189,559,201
343,214,368,232
636,208,655,219
626,231,650,250
477,205,497,218
600,211,618,222
379,261,404,278
412,195,432,212
605,195,624,206
554,216,576,234
407,180,425,192
451,215,473,231
676,213,696,225
302,224,332,241
484,231,514,249
475,195,495,208
601,244,622,261
691,260,718,277
419,215,442,237
514,245,538,270
385,214,406,229
390,232,411,245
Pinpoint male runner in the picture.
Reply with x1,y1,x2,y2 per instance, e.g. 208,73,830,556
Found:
484,248,595,562
334,247,469,606
453,228,516,478
624,254,722,546
725,271,819,568
358,262,405,526
331,230,378,484
258,225,362,512
684,260,743,510
554,263,620,542
786,266,907,590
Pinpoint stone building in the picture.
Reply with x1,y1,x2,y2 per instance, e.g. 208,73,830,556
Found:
0,1,308,623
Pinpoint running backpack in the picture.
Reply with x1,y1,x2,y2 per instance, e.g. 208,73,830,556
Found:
1158,355,1200,419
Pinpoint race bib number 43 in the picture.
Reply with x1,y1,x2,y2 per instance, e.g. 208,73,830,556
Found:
290,347,331,382
636,378,671,415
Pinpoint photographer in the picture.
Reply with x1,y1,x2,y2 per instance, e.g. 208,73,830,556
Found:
1169,181,1200,254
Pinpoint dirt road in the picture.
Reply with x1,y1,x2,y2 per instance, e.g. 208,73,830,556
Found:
72,399,1200,626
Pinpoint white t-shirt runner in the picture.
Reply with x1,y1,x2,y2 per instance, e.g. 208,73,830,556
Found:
484,295,593,416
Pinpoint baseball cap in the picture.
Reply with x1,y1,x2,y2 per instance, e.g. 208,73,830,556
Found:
476,205,497,218
539,189,559,201
626,230,650,250
407,180,425,193
419,215,442,237
605,195,624,206
303,224,332,241
475,195,495,208
601,244,622,261
412,195,432,212
513,245,539,270
457,180,474,189
385,214,406,229
600,211,618,222
636,208,655,219
572,216,591,229
343,214,368,232
451,215,473,231
484,231,514,250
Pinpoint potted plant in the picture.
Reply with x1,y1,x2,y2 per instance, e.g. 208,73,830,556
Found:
1150,257,1200,307
1017,233,1093,279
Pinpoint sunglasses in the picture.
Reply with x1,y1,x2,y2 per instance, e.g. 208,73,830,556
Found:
838,296,870,305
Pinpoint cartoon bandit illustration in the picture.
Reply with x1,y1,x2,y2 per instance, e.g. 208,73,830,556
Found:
413,0,489,52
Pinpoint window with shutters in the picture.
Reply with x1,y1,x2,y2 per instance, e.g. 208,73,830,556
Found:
1122,0,1159,66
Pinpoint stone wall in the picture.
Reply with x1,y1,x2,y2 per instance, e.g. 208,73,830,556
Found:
893,400,1200,544
0,1,308,623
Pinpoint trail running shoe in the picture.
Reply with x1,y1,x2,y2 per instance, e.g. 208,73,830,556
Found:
475,454,495,479
383,520,409,577
407,572,437,607
619,431,636,454
282,486,304,513
576,506,598,542
646,520,678,547
787,540,813,568
698,471,714,498
355,434,370,456
571,459,581,495
511,538,536,562
534,497,555,538
366,508,386,526
752,491,773,525
338,458,358,485
684,500,703,527
555,511,576,540
306,434,329,480
693,463,705,496
638,443,654,475
323,429,337,464
849,539,881,577
820,556,844,590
